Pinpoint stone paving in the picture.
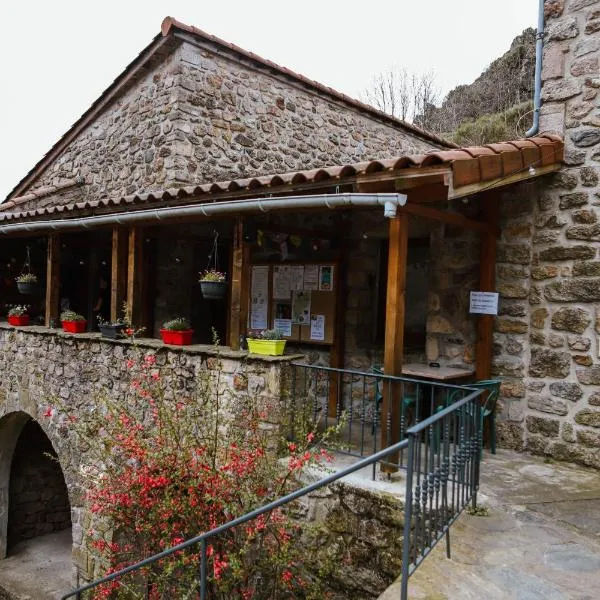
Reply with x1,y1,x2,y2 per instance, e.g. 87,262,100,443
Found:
380,449,600,600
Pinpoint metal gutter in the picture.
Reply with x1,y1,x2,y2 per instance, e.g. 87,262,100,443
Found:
526,0,545,138
0,193,407,235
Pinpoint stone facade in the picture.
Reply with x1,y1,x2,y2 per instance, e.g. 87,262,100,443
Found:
490,0,600,466
9,38,443,212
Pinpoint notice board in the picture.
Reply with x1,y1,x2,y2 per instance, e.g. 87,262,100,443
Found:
249,262,337,345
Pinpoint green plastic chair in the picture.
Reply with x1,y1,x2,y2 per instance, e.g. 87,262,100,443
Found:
435,379,500,455
371,366,418,434
468,379,501,454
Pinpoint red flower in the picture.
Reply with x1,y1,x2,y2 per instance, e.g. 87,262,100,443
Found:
42,407,53,418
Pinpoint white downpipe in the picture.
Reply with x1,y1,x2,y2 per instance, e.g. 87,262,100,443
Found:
0,193,408,235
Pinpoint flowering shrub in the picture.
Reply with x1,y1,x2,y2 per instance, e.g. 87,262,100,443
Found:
199,269,227,282
46,353,337,598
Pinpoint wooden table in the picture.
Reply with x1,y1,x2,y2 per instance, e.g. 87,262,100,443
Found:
401,363,475,382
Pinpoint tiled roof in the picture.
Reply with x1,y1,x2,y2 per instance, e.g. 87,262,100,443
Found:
5,16,453,203
0,135,563,223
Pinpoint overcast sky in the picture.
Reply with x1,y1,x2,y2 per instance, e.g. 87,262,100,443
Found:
0,0,538,200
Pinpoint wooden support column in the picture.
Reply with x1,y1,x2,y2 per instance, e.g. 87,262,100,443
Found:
381,214,409,465
228,218,250,350
45,235,60,327
475,195,499,381
127,227,145,331
111,227,129,322
328,220,348,415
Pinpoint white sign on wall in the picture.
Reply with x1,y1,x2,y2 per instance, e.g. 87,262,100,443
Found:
469,291,499,315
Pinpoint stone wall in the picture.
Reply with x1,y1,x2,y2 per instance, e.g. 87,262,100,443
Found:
0,324,296,581
491,0,600,467
12,37,443,211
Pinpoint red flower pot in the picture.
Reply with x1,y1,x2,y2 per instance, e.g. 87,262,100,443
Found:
160,329,194,346
62,320,87,333
8,315,29,326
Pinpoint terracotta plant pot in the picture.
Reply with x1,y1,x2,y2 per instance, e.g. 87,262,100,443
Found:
62,320,87,334
8,315,30,326
247,339,286,356
160,329,194,346
200,280,227,300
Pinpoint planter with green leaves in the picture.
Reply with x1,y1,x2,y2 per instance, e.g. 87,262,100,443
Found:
60,311,87,334
15,273,40,295
97,317,126,339
160,318,194,346
246,328,286,356
199,270,227,300
7,305,30,327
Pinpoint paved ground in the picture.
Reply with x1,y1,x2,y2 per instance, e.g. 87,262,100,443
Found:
0,529,72,600
380,449,600,600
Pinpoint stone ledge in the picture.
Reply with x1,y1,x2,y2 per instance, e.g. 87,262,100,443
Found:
0,322,305,364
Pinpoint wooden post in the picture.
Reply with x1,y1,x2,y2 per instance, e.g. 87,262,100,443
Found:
111,227,128,322
45,235,60,327
381,214,409,465
475,195,499,381
127,227,145,331
228,218,250,349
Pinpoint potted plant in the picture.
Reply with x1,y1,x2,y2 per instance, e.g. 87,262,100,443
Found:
97,315,126,339
160,317,194,346
246,328,286,356
7,305,30,326
199,269,228,300
15,273,39,295
60,310,87,334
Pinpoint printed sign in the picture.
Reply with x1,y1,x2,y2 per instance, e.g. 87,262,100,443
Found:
469,291,499,315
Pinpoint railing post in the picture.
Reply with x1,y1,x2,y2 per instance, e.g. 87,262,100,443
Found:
401,434,415,600
200,539,207,600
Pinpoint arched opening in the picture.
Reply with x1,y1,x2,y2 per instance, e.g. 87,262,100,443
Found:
7,419,71,552
0,412,74,596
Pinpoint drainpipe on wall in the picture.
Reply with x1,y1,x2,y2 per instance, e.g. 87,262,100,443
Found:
525,0,545,138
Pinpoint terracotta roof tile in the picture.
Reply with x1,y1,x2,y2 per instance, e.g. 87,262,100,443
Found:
0,135,564,224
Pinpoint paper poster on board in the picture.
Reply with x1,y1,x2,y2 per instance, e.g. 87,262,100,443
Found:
273,265,291,299
250,266,269,329
290,265,305,291
292,291,311,324
273,318,292,337
319,265,334,291
310,314,325,341
303,265,319,291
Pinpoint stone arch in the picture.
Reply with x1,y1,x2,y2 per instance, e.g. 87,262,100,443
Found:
0,411,72,559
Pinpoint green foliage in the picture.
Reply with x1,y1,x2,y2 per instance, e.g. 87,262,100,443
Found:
466,504,490,517
60,310,86,322
248,328,284,340
450,101,533,147
162,317,191,331
8,305,29,316
15,273,38,283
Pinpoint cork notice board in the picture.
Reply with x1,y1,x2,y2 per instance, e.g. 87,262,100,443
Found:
249,262,337,345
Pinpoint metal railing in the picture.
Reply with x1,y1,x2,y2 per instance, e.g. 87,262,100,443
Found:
62,381,483,600
289,362,477,476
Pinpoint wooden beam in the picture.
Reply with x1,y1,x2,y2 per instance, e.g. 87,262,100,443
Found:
111,227,128,322
228,218,250,349
400,202,489,232
127,227,145,331
448,163,561,200
381,214,409,468
45,235,60,327
475,194,499,381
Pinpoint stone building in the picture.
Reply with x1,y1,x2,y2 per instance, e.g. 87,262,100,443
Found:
0,5,595,591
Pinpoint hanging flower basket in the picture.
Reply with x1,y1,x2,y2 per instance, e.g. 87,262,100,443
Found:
200,279,228,300
8,315,30,327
